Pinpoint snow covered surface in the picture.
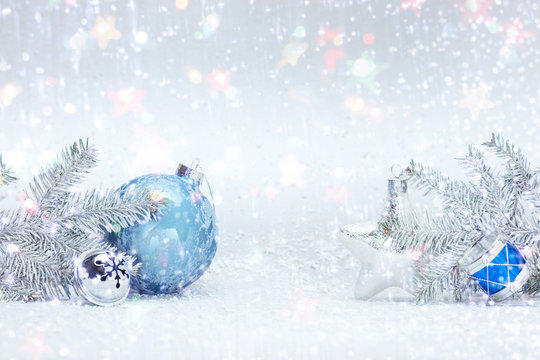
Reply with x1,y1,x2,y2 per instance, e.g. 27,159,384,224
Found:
2,232,540,360
4,297,540,360
3,277,540,360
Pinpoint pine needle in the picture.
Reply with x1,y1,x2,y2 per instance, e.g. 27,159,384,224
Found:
0,155,17,186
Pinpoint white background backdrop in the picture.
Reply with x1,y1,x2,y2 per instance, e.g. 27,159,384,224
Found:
1,0,540,359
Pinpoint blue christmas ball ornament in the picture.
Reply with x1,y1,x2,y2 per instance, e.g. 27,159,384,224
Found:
459,232,530,301
108,164,217,294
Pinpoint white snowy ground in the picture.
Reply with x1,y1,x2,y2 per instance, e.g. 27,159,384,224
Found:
2,230,540,360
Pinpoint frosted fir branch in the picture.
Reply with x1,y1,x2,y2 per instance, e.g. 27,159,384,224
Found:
451,267,465,302
527,182,540,210
504,221,540,248
0,215,73,299
523,276,540,296
0,286,35,302
0,238,73,302
383,212,480,254
0,251,64,289
457,146,517,225
56,228,101,255
415,240,476,304
0,155,17,186
0,210,48,253
483,133,534,193
28,139,98,212
0,212,82,273
415,261,457,304
522,240,540,295
52,188,160,234
0,268,38,301
458,146,500,198
484,133,540,212
526,242,540,276
524,175,540,212
406,160,484,217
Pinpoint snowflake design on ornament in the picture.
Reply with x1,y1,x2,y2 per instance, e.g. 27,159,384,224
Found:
96,254,129,289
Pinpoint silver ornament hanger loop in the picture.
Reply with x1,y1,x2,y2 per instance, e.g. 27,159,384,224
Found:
194,162,216,212
388,164,408,196
189,158,200,170
391,164,405,179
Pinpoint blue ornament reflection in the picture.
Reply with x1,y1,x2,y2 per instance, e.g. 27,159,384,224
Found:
108,171,217,294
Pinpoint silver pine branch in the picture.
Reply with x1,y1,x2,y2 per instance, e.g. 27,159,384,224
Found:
0,154,17,186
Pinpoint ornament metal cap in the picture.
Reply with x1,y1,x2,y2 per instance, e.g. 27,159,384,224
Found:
388,164,408,196
388,178,407,196
176,163,204,186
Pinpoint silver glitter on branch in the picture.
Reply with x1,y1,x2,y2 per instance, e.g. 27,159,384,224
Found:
29,139,98,212
383,134,540,303
0,140,160,301
0,155,17,186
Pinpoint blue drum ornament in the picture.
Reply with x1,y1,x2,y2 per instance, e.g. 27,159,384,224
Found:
459,232,530,301
108,163,217,294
